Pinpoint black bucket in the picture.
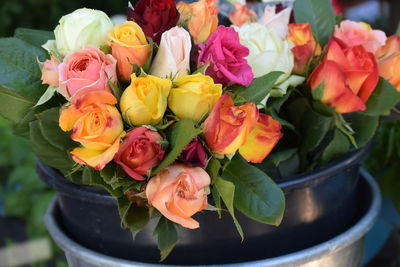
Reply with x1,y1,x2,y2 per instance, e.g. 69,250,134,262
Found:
37,145,370,265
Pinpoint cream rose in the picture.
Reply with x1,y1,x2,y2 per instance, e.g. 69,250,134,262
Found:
234,23,294,82
150,27,192,78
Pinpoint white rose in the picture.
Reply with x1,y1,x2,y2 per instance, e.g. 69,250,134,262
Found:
258,6,292,39
234,23,294,82
53,8,114,57
150,27,192,79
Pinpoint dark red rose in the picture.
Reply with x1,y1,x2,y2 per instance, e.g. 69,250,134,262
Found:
127,0,179,44
178,137,207,168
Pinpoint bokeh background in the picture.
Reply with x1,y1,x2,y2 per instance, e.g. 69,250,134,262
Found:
0,0,399,266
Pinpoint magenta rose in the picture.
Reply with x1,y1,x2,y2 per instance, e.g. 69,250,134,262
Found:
115,127,165,181
178,137,207,168
197,26,253,87
58,46,117,102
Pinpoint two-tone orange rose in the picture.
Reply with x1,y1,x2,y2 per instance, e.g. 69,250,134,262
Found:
204,93,283,163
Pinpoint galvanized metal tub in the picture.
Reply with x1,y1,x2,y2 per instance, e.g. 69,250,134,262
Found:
44,169,381,267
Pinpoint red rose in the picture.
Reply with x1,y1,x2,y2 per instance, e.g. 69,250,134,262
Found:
178,137,207,168
114,127,165,181
127,0,179,44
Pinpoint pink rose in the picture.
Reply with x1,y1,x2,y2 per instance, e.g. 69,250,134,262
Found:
197,26,253,87
114,127,165,181
41,57,60,87
58,46,117,102
146,163,210,229
334,20,387,53
178,137,207,167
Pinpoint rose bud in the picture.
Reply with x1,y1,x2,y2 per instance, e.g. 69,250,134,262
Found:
197,26,253,87
108,21,151,83
376,35,400,91
168,73,222,122
127,0,180,44
146,163,211,229
58,46,117,102
239,114,283,163
59,91,124,170
204,93,258,155
41,56,60,87
115,127,164,181
120,74,172,126
178,137,207,168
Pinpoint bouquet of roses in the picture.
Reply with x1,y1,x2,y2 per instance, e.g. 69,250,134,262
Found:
1,0,400,260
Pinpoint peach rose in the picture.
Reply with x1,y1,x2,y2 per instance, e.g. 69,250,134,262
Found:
239,114,282,163
41,56,60,87
177,0,218,44
334,20,386,53
376,35,400,91
287,23,321,75
108,21,151,82
114,127,165,181
58,46,117,102
146,163,210,229
59,91,124,170
204,93,258,155
228,2,257,27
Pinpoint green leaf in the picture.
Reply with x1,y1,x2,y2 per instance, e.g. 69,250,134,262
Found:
0,37,47,101
0,86,35,123
344,112,379,147
100,163,135,190
321,129,350,164
152,119,201,174
222,155,285,225
300,109,333,153
117,197,150,238
206,157,221,185
214,176,244,240
363,78,400,116
154,216,178,261
232,71,284,104
294,0,335,46
82,167,122,197
14,28,54,48
142,37,157,73
34,86,57,107
211,186,222,218
268,148,298,166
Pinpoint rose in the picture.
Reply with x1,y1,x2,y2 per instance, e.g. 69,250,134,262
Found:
197,26,253,87
228,2,257,27
168,73,222,121
150,27,191,78
120,74,172,126
376,36,400,91
239,114,282,163
178,137,207,167
127,0,179,44
258,5,292,39
59,91,124,170
57,46,117,102
108,21,151,83
41,57,60,87
308,38,379,113
287,23,321,75
146,163,210,229
334,20,387,53
114,127,164,181
234,23,294,82
177,0,218,44
53,8,113,57
204,93,258,155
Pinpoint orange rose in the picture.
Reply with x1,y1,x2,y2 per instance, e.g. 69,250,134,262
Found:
228,3,257,27
287,23,321,75
376,35,400,91
146,163,210,229
177,0,218,44
204,93,258,155
308,38,379,113
108,21,151,82
239,114,283,163
59,91,124,170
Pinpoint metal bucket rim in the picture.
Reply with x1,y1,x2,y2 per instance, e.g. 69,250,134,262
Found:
44,168,381,267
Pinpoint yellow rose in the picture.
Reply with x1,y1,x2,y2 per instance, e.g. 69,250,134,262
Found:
168,73,222,121
108,21,151,83
120,74,172,126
